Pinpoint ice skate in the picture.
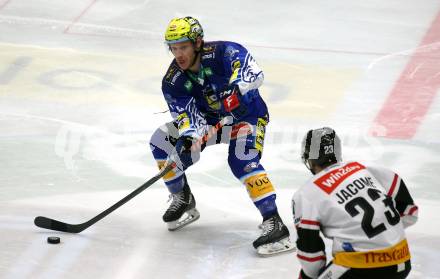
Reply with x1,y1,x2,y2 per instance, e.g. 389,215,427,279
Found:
162,182,200,231
253,212,296,256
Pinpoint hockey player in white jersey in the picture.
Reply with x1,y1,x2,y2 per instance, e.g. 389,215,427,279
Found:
292,127,418,279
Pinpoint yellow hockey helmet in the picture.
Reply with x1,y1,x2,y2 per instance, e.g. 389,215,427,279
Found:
164,16,204,44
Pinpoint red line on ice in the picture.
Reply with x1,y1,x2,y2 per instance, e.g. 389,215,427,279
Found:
0,0,12,11
371,10,440,139
64,0,99,34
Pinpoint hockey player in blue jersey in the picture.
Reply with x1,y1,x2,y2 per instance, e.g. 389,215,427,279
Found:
149,16,294,256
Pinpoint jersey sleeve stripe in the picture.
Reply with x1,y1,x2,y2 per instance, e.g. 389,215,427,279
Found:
402,205,418,216
408,205,418,215
298,219,320,230
297,250,326,258
300,219,320,225
401,205,418,228
387,174,399,197
297,254,326,262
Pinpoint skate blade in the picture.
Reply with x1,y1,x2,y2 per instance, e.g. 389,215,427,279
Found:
167,208,200,231
256,237,296,257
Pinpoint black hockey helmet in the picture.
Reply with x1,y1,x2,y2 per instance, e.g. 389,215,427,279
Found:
301,127,342,174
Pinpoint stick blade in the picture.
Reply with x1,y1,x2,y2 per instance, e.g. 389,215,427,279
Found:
34,216,82,233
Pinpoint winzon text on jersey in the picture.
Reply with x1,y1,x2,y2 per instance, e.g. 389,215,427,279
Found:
314,162,366,194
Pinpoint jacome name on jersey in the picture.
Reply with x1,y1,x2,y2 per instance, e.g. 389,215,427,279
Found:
334,176,377,205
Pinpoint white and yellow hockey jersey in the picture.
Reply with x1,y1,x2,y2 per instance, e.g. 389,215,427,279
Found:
292,161,418,278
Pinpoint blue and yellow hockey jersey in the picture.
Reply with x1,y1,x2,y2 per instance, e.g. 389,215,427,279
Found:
161,41,268,139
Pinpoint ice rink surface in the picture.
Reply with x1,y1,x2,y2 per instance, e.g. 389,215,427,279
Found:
1,0,440,278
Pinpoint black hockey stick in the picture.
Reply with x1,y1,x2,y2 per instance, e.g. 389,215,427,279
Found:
34,117,231,233
34,163,175,233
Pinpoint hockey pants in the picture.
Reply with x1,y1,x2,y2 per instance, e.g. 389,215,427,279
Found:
149,118,278,219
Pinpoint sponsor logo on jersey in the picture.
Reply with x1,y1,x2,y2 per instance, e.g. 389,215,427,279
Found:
204,67,213,76
230,60,241,82
164,65,181,85
171,71,181,84
255,117,267,154
157,160,177,181
202,45,216,60
222,92,240,112
184,80,193,92
229,68,239,83
202,53,215,60
203,45,216,53
232,60,241,71
334,239,410,268
364,241,410,265
245,173,275,201
314,162,366,194
202,86,221,110
176,112,190,133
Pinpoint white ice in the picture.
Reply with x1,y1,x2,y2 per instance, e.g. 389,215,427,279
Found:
1,0,440,278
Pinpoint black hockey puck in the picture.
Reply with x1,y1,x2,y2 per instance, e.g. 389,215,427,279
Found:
47,236,60,244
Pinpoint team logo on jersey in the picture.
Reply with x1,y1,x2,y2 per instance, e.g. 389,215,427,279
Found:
314,162,366,194
225,46,239,60
244,161,259,173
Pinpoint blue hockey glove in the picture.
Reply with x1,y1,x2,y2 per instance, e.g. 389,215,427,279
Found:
171,135,196,171
220,85,249,119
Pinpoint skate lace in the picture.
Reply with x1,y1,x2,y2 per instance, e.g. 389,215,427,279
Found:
166,192,186,212
259,218,275,237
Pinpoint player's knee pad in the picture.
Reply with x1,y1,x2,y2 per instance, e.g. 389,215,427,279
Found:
150,123,185,193
149,123,177,159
